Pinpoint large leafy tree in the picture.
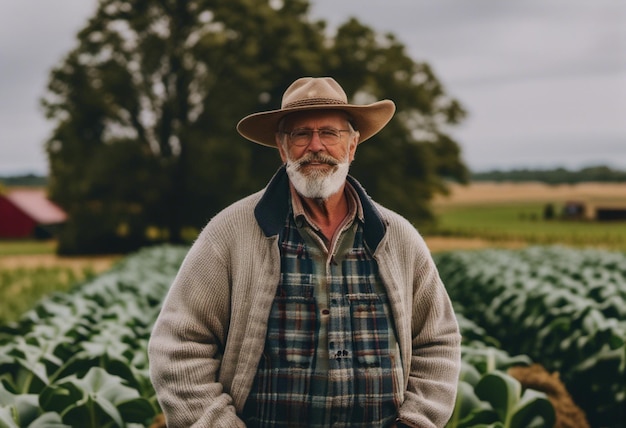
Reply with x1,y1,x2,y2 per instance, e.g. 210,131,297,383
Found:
43,0,467,254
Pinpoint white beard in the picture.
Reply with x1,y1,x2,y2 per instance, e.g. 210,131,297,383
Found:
285,153,350,200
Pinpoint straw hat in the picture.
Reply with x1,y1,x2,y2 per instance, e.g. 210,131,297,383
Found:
237,77,396,147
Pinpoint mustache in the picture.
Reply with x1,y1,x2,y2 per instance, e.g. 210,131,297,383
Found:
293,153,339,167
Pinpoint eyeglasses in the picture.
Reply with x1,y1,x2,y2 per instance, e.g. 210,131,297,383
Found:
282,128,351,147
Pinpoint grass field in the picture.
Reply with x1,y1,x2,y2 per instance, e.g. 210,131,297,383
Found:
430,181,626,251
0,239,56,256
0,240,119,269
0,240,120,324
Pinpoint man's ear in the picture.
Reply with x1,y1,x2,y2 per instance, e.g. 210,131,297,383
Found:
349,131,359,162
276,134,288,163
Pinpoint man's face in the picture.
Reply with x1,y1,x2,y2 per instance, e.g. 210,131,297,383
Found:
276,110,359,200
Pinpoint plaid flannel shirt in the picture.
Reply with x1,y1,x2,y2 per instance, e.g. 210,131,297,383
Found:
243,185,403,427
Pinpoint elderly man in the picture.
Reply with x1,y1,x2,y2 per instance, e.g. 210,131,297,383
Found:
148,77,461,427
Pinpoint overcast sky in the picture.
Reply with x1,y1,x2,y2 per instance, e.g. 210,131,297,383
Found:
1,0,625,175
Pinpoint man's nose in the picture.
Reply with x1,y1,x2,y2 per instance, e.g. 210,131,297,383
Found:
307,131,325,151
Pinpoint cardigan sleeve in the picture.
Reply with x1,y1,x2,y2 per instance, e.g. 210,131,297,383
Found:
148,233,246,428
378,212,461,428
398,252,461,428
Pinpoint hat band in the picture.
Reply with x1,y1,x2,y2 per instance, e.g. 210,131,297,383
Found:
283,98,347,109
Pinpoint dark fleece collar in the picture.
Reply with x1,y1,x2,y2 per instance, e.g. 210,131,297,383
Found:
254,166,386,250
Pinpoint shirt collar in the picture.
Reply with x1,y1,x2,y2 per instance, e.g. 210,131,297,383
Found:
289,180,365,230
255,166,386,251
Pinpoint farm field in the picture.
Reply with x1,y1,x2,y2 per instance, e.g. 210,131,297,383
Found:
431,181,626,251
433,181,626,205
2,244,624,427
0,240,119,324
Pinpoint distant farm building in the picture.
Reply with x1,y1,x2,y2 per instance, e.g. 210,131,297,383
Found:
562,201,587,219
562,200,626,221
595,206,626,221
0,190,67,239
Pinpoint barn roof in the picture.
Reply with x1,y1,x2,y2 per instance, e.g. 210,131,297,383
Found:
4,189,67,224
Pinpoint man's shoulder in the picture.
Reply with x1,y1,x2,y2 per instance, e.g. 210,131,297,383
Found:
372,202,415,229
223,189,264,214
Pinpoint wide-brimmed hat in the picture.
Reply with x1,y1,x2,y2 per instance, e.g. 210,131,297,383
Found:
237,77,396,147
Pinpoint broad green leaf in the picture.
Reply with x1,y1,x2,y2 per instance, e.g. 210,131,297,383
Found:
39,382,83,415
0,384,15,406
0,406,19,428
475,371,521,426
77,367,140,405
464,423,505,428
26,412,70,428
0,385,41,427
51,356,99,382
100,357,142,391
61,394,123,428
47,368,140,427
14,360,48,393
456,409,500,428
462,348,532,375
447,381,498,428
0,348,15,367
510,389,555,428
459,361,481,386
91,394,124,428
12,394,39,427
116,397,156,423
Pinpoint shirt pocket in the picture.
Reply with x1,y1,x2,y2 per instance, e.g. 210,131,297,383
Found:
267,274,317,368
348,292,390,368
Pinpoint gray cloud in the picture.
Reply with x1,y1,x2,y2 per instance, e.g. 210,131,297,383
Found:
0,0,96,175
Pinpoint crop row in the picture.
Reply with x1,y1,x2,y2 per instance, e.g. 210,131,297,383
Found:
0,245,188,427
436,246,626,428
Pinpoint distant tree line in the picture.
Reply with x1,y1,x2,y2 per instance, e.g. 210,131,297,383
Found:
472,165,626,184
4,165,623,192
0,174,48,188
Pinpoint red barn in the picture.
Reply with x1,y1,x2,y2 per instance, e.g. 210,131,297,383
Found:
0,190,67,239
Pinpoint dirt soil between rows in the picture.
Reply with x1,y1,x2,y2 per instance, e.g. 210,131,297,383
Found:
0,254,120,272
424,236,528,253
0,237,524,271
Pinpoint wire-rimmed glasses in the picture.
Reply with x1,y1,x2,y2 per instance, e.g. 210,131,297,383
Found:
283,128,351,147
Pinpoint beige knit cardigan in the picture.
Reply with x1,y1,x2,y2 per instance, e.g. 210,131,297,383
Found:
148,169,461,428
